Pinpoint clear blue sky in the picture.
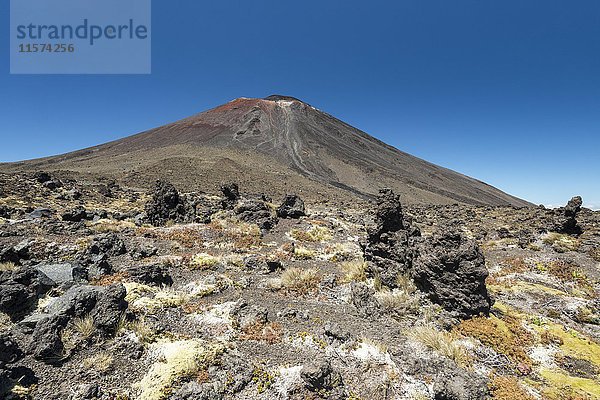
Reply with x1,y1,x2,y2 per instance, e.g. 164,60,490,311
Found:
1,1,599,209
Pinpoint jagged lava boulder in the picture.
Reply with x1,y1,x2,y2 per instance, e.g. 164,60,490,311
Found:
552,196,583,234
220,182,240,210
276,194,306,218
362,189,420,288
234,199,278,231
145,180,186,226
0,267,53,320
145,180,209,226
412,231,491,319
29,284,127,360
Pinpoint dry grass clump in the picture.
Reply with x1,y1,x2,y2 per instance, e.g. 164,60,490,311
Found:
189,253,220,270
280,267,320,293
543,233,581,253
90,219,136,233
293,246,316,260
83,352,114,373
372,273,419,315
73,315,96,339
395,273,417,293
0,262,17,272
130,320,156,343
489,376,535,400
407,326,471,367
454,314,533,368
375,289,419,315
240,321,283,344
340,259,367,283
125,318,156,344
141,227,202,248
290,225,332,242
209,218,262,249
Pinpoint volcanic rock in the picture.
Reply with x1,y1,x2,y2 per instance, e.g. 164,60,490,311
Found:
552,196,583,234
221,182,240,210
412,231,491,319
234,199,277,231
276,194,306,218
363,189,419,288
145,180,186,226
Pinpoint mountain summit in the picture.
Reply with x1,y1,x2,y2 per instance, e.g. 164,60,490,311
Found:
1,96,529,206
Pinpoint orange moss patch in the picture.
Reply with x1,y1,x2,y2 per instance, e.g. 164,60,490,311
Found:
500,257,528,274
455,314,534,369
489,376,535,400
545,260,595,297
91,271,129,286
240,321,282,344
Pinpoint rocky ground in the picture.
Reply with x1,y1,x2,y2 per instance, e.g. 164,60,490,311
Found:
0,172,598,400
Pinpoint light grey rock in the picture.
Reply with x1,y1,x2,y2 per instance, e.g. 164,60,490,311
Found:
36,263,87,285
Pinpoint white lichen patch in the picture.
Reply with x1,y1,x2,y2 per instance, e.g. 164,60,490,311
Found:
351,341,396,367
274,365,304,398
529,345,558,368
182,280,217,297
190,301,237,339
399,374,433,400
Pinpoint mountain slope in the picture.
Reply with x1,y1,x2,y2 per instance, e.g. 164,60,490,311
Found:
0,96,530,206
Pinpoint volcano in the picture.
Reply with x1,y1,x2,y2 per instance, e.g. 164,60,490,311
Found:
1,95,530,206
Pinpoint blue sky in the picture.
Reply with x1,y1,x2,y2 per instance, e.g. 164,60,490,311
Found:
1,1,599,209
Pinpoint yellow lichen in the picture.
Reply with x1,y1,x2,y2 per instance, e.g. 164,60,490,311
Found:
534,322,600,367
540,368,600,399
135,339,224,400
189,253,220,270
